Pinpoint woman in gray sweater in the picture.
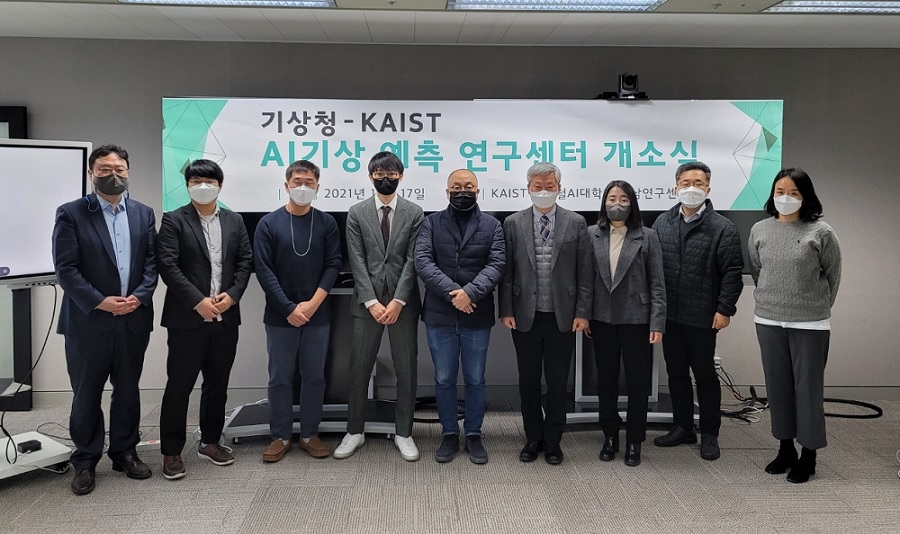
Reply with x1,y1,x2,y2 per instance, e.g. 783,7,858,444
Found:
748,168,841,484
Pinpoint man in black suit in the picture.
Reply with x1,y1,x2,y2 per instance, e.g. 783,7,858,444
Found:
156,160,253,480
52,144,158,495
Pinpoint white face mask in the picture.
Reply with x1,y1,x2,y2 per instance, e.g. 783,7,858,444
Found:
188,183,219,205
773,195,802,216
530,191,558,209
677,186,707,209
288,185,317,206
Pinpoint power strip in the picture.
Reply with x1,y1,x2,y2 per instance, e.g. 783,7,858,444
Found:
136,439,161,452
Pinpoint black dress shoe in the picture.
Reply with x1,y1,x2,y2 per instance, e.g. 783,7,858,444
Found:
653,426,697,447
112,452,152,479
599,434,619,462
71,468,96,495
700,434,720,461
519,441,544,463
624,442,641,467
434,434,460,463
545,446,564,465
465,435,489,465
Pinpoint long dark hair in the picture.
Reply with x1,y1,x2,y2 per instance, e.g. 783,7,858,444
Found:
597,180,643,230
763,168,823,222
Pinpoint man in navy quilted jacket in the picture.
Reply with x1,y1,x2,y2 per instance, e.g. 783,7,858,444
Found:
415,169,505,465
651,161,744,461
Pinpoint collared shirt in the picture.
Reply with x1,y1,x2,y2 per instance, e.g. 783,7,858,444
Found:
197,205,224,321
532,205,557,229
680,202,706,223
609,225,627,279
365,194,405,309
97,195,131,297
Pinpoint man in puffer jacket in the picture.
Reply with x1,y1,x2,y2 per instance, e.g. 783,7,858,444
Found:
651,162,744,461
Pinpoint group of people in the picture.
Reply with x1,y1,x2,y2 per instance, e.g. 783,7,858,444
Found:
52,144,840,496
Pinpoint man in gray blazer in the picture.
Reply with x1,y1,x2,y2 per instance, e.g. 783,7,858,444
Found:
499,162,592,465
333,151,424,461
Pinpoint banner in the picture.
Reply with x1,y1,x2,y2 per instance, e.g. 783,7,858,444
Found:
162,98,782,212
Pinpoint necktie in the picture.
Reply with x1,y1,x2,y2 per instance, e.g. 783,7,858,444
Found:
540,215,551,242
381,205,391,248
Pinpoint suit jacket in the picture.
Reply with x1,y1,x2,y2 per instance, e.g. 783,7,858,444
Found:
346,195,424,320
589,223,666,332
52,194,158,335
414,205,505,328
156,204,254,329
498,205,592,332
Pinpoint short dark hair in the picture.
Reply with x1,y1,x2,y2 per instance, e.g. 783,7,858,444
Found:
368,151,404,175
764,167,823,222
675,161,711,183
184,159,224,185
89,144,129,169
597,180,643,230
285,160,320,181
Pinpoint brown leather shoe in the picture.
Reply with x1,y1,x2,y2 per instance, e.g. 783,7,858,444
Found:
71,468,96,495
297,436,330,458
262,439,291,463
162,455,185,480
197,443,235,466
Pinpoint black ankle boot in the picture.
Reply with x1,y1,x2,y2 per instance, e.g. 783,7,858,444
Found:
787,447,817,484
765,439,798,474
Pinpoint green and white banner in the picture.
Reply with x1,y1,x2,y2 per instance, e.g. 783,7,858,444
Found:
162,98,781,212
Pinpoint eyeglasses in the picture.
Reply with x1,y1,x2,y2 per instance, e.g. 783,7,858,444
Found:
449,185,477,193
372,172,401,180
94,167,129,176
188,178,219,186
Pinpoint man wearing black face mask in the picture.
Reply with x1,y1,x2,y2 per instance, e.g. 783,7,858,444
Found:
414,169,505,464
52,144,158,495
334,152,424,462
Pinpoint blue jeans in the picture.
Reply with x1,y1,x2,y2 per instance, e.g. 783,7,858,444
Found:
426,324,491,436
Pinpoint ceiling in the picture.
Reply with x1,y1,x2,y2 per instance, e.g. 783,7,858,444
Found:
0,0,899,47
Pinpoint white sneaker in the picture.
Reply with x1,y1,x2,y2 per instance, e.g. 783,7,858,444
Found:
394,435,420,462
333,433,365,459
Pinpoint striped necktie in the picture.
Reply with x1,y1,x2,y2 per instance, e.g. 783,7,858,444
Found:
540,215,551,241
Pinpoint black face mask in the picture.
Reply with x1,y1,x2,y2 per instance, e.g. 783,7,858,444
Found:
94,173,128,196
449,191,477,211
373,177,398,196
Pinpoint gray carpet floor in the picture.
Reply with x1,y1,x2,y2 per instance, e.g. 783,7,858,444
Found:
1,400,898,534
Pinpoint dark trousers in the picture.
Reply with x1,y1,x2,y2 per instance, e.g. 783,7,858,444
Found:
756,324,830,450
64,320,150,470
159,322,239,456
345,315,418,437
591,321,652,444
511,312,575,448
662,321,720,436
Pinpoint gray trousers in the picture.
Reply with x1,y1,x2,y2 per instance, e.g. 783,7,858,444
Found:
345,315,418,437
756,323,830,450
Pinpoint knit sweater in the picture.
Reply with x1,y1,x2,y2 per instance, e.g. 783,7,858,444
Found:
748,217,841,322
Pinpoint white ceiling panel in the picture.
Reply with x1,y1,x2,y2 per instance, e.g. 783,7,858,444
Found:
0,2,898,47
455,12,517,44
211,8,284,42
365,10,415,43
413,11,465,44
499,13,568,45
542,14,618,46
152,6,242,41
260,8,329,42
314,9,373,43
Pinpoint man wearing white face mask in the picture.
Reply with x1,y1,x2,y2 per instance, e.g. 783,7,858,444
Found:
254,160,342,463
499,162,592,465
156,159,254,479
651,162,743,461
